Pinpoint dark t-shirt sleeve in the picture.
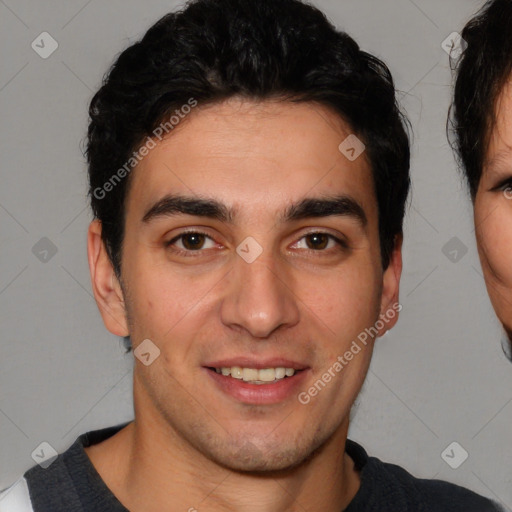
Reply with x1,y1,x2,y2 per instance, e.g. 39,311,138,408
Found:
344,440,504,512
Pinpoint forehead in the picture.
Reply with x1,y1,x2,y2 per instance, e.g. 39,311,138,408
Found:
487,80,512,164
126,98,377,225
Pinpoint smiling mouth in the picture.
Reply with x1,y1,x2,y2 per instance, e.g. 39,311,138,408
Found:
207,366,303,384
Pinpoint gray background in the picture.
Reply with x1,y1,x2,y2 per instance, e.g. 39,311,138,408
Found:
1,0,511,509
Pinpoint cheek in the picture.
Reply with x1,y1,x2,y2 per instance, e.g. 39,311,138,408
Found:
475,202,512,323
476,206,512,285
303,263,381,342
122,258,191,342
131,274,212,333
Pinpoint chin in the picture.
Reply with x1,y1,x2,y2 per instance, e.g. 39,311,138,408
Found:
213,444,308,473
199,429,327,474
502,324,512,361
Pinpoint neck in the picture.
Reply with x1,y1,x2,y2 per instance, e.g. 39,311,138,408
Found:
85,390,360,512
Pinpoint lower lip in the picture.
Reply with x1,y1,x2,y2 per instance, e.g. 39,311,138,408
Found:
204,368,310,405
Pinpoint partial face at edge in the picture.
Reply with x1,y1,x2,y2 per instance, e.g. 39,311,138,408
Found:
97,98,401,471
475,80,512,351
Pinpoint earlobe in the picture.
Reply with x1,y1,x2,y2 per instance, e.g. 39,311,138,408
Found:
378,234,403,336
87,219,129,337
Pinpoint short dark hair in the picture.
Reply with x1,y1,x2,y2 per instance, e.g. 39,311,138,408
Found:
450,0,512,198
86,0,410,278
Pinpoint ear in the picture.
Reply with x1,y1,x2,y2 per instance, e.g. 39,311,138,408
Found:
377,233,403,336
87,219,129,337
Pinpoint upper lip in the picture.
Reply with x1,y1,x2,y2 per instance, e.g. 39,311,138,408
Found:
204,358,309,370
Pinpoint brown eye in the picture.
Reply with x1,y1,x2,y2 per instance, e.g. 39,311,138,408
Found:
305,233,330,250
180,233,207,250
292,232,347,253
165,231,216,256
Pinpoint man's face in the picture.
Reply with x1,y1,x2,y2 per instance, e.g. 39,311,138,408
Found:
94,98,401,471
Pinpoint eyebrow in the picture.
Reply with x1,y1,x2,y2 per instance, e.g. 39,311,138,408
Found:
485,149,512,171
142,193,367,227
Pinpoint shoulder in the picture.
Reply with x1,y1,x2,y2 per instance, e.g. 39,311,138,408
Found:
370,456,503,511
346,440,503,512
0,478,34,512
0,447,79,512
0,422,131,512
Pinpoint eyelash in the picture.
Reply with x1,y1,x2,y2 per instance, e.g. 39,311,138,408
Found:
492,177,512,192
164,230,348,258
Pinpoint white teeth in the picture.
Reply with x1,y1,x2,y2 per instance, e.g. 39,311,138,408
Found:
231,366,243,379
258,369,277,382
275,367,286,379
214,366,297,382
242,368,259,381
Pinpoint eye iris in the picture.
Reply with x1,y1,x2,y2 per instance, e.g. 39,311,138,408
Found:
306,233,328,250
182,233,205,250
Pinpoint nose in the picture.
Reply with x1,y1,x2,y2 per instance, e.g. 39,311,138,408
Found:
220,249,300,339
